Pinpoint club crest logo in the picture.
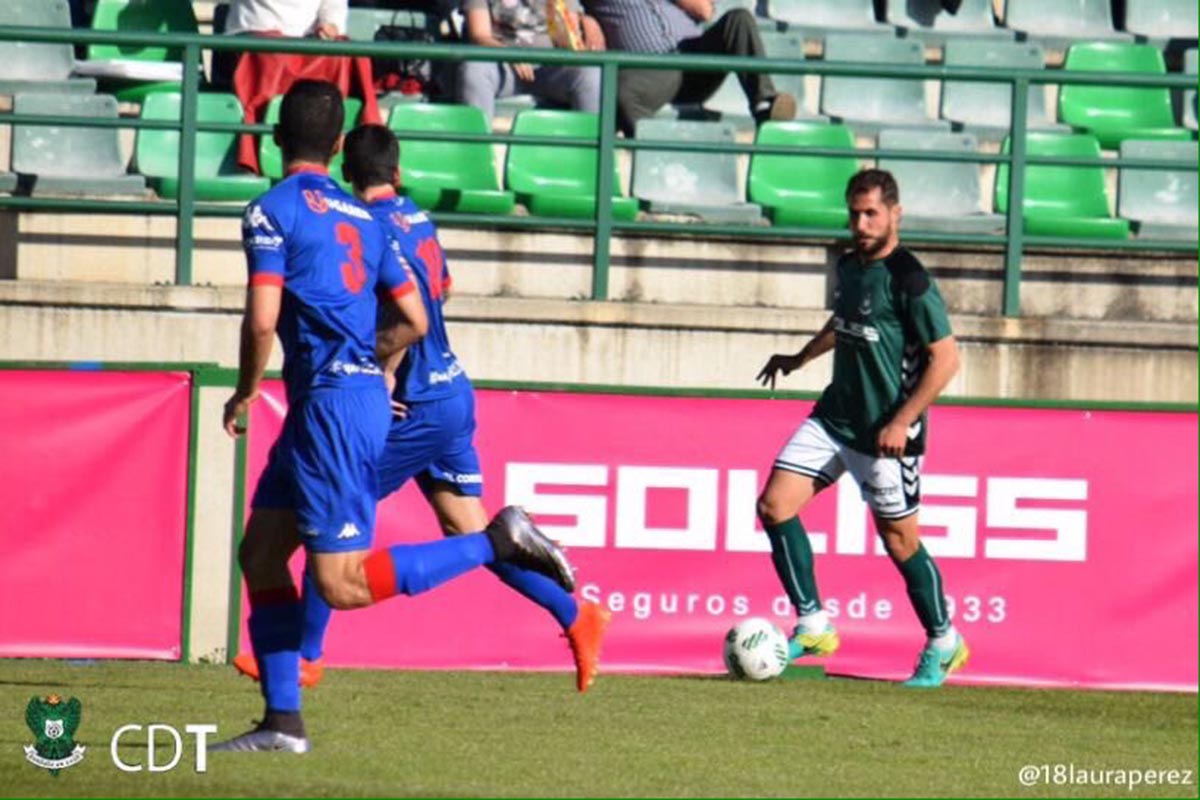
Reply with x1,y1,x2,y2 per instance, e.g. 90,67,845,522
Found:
24,695,86,775
303,189,329,214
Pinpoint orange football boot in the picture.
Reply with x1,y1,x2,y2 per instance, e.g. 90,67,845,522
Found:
565,601,612,693
232,652,325,688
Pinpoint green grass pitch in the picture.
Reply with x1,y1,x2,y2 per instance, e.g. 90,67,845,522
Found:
2,660,1196,798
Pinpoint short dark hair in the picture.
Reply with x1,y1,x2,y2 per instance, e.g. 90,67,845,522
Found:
342,124,399,192
276,80,344,164
845,168,900,206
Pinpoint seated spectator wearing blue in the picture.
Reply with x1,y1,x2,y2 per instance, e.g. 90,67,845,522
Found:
458,0,603,125
582,0,796,136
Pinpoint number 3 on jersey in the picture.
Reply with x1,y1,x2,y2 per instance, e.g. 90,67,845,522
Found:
336,221,367,294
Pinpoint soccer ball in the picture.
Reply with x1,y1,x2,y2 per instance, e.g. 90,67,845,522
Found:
723,617,790,681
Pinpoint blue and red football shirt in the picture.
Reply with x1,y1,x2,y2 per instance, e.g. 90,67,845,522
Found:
366,191,469,403
242,166,415,403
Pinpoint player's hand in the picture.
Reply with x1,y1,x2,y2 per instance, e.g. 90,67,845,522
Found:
513,62,536,83
223,390,258,438
390,399,409,419
756,353,802,390
876,421,908,458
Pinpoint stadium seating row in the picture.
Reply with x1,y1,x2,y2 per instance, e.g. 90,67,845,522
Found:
6,90,1194,242
3,0,1194,145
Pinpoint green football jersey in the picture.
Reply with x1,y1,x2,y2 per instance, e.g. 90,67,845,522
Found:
812,246,952,456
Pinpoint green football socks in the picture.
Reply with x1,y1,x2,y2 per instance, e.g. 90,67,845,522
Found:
895,543,951,638
764,516,822,616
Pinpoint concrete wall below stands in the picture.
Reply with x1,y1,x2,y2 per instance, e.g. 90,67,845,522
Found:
1,212,1196,323
0,280,1195,404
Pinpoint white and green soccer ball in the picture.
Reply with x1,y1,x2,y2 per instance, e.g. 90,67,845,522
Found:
723,617,789,681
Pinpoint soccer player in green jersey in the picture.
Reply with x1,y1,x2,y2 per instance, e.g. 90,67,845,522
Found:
755,168,969,688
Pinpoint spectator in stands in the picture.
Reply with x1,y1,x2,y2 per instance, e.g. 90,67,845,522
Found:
214,0,383,174
226,0,349,39
458,0,604,125
581,0,795,136
214,0,350,88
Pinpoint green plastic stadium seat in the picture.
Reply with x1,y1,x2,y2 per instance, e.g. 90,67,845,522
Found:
878,129,1004,234
698,32,810,124
0,0,97,94
995,131,1129,240
939,40,1068,141
137,92,271,201
12,92,146,196
1058,42,1192,150
1123,0,1198,47
820,33,949,134
1004,0,1132,49
885,0,1011,46
765,0,892,40
747,120,858,227
259,95,363,189
633,119,763,223
1117,139,1198,240
388,103,516,214
505,110,638,221
1181,48,1197,131
84,0,199,103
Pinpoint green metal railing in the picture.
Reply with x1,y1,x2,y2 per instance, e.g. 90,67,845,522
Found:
0,25,1196,315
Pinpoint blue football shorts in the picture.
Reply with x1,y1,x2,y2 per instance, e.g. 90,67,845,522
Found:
376,388,484,501
252,384,392,553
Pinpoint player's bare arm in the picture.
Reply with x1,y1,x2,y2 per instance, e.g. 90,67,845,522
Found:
876,334,961,457
376,287,428,361
756,315,837,390
224,285,282,437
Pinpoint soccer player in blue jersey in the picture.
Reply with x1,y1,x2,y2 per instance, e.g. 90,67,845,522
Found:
234,124,612,694
211,81,576,753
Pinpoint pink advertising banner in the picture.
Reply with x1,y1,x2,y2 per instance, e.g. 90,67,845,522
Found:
0,370,191,659
246,384,1198,691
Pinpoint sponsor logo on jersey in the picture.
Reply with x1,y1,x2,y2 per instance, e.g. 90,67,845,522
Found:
834,316,880,343
428,361,465,385
325,195,373,221
327,359,384,377
336,522,361,540
245,233,283,249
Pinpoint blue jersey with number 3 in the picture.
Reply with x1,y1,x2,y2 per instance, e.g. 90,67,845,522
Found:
242,168,414,403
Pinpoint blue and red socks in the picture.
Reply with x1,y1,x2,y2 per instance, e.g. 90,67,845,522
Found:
488,562,579,629
247,586,303,714
362,532,495,602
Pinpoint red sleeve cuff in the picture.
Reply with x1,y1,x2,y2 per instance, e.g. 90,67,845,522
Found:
249,273,285,288
391,283,416,299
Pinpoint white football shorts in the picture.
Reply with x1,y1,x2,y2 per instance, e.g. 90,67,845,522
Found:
773,417,921,520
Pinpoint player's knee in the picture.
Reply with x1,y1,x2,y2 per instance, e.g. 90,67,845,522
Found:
756,493,790,526
313,572,371,610
879,530,919,562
